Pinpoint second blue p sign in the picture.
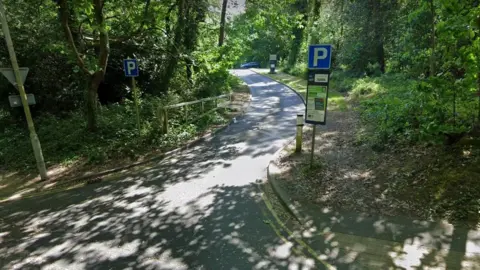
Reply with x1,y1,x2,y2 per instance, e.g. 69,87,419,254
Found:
123,59,139,77
308,45,332,70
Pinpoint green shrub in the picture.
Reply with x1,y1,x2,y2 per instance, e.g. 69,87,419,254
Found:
350,78,385,99
282,63,308,79
0,96,232,172
359,75,475,144
329,70,357,93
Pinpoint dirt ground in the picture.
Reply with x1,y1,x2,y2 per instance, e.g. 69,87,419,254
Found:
273,105,480,229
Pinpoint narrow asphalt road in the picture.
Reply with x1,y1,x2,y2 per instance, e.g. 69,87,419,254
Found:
0,70,309,269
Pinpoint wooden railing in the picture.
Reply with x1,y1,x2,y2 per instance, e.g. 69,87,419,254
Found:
159,93,232,134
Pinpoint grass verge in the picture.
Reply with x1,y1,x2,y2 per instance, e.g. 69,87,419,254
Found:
251,69,347,112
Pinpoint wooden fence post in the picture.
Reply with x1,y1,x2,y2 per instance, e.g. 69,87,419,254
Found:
163,108,168,134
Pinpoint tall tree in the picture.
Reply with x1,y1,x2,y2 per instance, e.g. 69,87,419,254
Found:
160,0,186,93
287,0,308,69
218,0,228,46
184,0,207,83
372,0,385,73
59,0,110,131
429,0,436,76
307,0,321,45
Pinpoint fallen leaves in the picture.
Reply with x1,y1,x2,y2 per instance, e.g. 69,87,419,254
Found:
275,107,480,228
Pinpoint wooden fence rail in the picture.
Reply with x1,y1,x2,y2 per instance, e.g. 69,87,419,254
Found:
160,93,232,134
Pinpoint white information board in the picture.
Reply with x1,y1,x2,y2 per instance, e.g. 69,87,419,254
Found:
305,85,327,124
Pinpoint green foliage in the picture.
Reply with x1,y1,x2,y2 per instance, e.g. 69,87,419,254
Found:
0,96,231,171
0,0,235,117
0,0,243,173
228,0,302,67
329,70,357,93
282,63,308,79
358,74,475,144
287,0,480,144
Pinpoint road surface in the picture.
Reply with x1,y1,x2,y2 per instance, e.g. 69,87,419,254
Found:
0,70,309,269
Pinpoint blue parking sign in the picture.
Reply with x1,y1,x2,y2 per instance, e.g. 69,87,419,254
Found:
123,59,139,77
308,45,332,70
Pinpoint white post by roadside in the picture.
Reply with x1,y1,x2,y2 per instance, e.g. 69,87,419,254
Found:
296,114,304,153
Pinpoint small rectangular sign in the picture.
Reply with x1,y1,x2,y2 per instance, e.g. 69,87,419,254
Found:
9,94,35,107
305,69,330,125
308,45,332,70
314,74,329,83
270,54,277,61
123,59,139,77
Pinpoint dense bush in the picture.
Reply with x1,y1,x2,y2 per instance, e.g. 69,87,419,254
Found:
282,63,308,79
358,74,476,144
0,95,232,171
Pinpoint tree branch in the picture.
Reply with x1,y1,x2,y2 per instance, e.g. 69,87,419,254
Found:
93,0,110,74
103,0,152,44
59,0,92,75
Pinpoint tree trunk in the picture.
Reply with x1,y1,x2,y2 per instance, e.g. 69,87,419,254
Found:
287,0,308,69
60,0,109,131
307,0,320,45
429,0,436,76
372,0,385,73
86,73,103,131
376,41,386,73
336,0,345,51
218,0,228,46
186,60,193,84
476,16,480,124
162,0,186,93
477,73,480,123
183,0,206,84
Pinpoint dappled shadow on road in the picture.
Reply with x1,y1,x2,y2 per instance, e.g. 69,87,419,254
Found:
0,180,313,269
0,71,314,269
287,203,480,269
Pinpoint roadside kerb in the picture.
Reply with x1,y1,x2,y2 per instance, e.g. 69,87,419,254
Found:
250,68,306,105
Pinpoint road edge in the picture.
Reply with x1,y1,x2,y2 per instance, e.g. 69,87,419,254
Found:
266,158,306,225
249,69,306,105
248,69,308,225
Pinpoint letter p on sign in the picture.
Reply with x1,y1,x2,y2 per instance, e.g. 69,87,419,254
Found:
308,45,332,70
314,48,327,66
123,59,139,77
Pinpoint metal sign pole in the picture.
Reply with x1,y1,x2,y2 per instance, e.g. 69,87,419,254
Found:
0,0,48,180
132,77,141,135
124,59,140,135
306,44,332,170
310,125,316,167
